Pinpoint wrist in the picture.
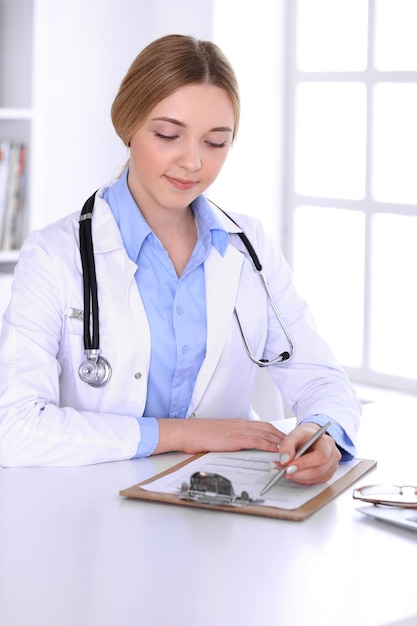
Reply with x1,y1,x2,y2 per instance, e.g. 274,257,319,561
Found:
154,418,193,454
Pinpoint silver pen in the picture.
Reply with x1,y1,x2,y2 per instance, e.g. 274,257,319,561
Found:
260,421,332,496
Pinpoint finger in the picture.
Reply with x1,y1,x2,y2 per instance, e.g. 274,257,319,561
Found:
283,443,341,485
241,421,285,443
273,432,341,482
284,455,339,484
236,430,283,452
195,419,284,453
277,424,328,466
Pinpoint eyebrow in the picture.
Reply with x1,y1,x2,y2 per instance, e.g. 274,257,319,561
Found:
151,116,233,133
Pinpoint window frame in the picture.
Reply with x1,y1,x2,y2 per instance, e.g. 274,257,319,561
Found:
283,0,417,394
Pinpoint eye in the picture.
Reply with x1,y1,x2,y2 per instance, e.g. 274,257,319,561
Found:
205,140,228,149
154,131,178,141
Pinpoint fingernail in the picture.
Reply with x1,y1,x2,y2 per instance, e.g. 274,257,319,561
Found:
286,465,297,475
279,453,290,465
268,462,278,471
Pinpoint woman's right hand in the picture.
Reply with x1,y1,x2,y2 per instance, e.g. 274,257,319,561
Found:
155,417,283,455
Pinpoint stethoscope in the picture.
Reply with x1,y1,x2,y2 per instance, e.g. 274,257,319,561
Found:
78,192,112,387
78,192,294,387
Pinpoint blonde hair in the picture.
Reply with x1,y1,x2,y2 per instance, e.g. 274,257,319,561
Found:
111,34,240,146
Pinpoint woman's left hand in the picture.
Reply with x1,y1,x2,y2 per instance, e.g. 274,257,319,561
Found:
274,423,342,485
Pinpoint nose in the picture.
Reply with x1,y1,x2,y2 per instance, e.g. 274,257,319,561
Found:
177,139,202,172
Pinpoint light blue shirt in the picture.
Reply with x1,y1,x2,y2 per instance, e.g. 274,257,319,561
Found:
103,169,228,456
104,170,354,461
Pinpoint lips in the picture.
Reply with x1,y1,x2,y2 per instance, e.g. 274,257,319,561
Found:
165,175,197,191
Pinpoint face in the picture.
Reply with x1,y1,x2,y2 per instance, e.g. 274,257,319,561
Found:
127,83,235,216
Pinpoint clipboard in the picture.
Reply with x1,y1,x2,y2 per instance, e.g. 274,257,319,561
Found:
120,453,377,521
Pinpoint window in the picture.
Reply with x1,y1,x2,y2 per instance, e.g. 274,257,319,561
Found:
286,0,417,393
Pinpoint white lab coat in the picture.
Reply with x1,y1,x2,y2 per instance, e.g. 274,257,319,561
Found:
0,190,361,466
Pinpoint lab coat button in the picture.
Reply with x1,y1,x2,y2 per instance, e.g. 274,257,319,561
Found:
134,372,142,380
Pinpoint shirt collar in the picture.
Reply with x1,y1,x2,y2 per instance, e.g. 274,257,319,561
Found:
191,194,229,257
103,168,151,264
103,168,229,263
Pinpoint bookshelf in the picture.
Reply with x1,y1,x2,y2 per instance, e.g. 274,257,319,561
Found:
0,0,33,316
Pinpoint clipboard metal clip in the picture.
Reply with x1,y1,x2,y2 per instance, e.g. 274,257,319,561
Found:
179,471,263,507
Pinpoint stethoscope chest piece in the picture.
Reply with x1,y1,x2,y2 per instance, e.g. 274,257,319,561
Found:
78,350,112,387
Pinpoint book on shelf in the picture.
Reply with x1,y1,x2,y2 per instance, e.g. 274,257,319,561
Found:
0,141,27,251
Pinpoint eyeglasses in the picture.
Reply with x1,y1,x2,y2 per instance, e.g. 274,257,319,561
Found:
353,484,417,508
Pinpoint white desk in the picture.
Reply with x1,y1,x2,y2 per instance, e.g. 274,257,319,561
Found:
1,400,416,626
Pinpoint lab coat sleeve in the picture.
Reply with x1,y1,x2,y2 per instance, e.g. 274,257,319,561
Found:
0,230,143,467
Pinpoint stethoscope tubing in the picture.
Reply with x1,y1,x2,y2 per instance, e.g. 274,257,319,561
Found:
233,268,294,367
79,193,100,353
209,199,294,366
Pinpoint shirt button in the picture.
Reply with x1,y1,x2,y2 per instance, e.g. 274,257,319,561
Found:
176,305,183,315
177,378,184,386
182,345,189,354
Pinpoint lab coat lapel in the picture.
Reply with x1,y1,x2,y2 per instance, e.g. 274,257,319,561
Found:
189,244,244,408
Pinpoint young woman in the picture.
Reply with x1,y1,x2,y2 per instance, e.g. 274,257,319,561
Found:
0,35,361,483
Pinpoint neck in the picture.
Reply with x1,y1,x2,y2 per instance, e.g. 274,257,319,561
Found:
127,173,198,276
